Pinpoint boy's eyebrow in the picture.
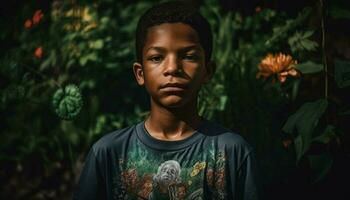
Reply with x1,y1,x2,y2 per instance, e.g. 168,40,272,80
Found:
145,45,201,53
180,45,202,52
145,46,166,53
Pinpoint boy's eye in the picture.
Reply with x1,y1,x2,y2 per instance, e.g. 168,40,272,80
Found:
148,55,163,63
183,54,198,61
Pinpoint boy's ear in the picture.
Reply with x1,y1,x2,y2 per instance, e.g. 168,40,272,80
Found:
133,62,145,86
203,60,216,84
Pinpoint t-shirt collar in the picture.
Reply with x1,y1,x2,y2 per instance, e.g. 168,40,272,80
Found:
135,119,208,151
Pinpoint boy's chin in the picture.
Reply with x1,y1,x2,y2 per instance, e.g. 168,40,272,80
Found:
158,96,190,109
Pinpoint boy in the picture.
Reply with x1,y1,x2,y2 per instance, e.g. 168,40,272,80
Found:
73,1,260,200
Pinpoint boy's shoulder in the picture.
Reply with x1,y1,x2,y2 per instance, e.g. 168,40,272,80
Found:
200,119,254,153
91,123,137,154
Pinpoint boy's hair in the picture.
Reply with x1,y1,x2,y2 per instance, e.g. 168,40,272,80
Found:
135,1,213,63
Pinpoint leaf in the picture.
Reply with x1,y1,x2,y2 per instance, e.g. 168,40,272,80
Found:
313,125,336,144
293,135,303,162
300,39,318,51
92,39,104,49
100,16,110,24
116,47,131,57
86,53,98,61
79,56,88,66
40,50,57,71
105,62,118,69
79,79,96,90
294,61,323,74
308,152,333,182
79,53,98,66
302,30,314,38
66,59,76,69
330,6,350,20
288,31,318,53
282,99,328,162
334,59,350,88
219,95,227,111
338,106,350,116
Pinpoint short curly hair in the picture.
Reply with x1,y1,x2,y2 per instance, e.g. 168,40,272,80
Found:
135,1,213,63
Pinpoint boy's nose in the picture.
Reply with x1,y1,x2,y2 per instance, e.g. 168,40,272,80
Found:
163,56,183,76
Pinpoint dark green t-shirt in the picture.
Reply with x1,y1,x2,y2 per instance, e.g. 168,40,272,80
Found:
73,119,260,200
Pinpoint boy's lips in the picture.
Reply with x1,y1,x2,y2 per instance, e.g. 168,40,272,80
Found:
160,82,188,92
160,82,188,89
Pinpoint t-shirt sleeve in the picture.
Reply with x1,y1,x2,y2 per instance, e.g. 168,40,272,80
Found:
236,150,261,200
72,148,106,200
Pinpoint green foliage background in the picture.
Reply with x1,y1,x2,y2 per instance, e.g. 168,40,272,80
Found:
0,0,349,199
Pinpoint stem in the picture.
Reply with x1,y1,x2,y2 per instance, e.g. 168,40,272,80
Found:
320,0,328,99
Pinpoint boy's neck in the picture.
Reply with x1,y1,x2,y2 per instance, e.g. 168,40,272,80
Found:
145,99,203,141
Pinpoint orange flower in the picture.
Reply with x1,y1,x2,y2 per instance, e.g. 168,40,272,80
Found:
24,19,32,28
256,53,299,83
34,47,43,58
32,10,44,25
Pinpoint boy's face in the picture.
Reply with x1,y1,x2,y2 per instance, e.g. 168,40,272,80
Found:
133,23,215,108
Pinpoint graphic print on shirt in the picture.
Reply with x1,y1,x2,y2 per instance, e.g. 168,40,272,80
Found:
114,139,228,200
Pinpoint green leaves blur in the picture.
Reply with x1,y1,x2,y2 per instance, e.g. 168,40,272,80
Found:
295,61,323,74
0,1,153,173
330,5,350,20
266,7,312,46
288,31,318,53
308,152,333,182
283,99,328,162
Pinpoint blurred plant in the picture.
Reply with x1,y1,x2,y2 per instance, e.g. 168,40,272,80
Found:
1,1,153,198
52,84,83,120
199,0,348,184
